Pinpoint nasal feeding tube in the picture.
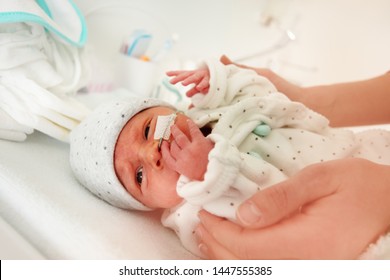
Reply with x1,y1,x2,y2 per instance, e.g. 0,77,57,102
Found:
154,112,181,151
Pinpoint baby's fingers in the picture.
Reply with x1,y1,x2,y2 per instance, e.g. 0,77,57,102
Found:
187,119,204,140
186,87,200,97
179,72,204,86
167,71,194,84
171,125,190,148
161,141,176,170
196,76,210,93
166,70,183,76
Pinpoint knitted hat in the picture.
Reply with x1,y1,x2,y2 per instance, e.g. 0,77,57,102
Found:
69,97,174,210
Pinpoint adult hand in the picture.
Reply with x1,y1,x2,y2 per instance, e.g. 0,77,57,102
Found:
221,55,390,127
219,55,303,103
196,158,390,259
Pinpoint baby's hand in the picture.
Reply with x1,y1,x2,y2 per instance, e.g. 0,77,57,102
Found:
161,119,214,181
167,68,210,97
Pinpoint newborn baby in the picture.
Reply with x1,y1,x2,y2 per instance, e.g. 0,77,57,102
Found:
70,59,390,257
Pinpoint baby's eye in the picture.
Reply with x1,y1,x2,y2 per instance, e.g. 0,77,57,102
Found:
144,123,150,139
136,166,143,186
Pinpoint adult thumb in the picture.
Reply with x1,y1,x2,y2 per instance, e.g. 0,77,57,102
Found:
236,162,336,228
220,54,251,70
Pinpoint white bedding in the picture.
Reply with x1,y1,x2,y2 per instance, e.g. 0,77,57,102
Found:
0,90,389,259
0,126,196,259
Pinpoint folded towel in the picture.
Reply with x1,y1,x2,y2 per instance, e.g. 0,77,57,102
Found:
0,22,90,142
0,129,27,142
0,108,33,142
0,0,87,47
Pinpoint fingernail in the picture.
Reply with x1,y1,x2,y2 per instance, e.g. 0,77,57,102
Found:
194,226,203,241
195,227,208,256
237,201,262,226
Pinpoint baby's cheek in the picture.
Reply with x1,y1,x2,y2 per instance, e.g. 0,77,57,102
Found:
151,174,182,208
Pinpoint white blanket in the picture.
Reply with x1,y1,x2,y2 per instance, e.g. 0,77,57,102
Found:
0,130,196,259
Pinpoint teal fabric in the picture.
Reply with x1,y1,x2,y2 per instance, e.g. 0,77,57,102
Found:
36,0,52,18
0,0,87,47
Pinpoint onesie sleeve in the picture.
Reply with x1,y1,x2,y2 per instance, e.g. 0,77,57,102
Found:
176,132,288,221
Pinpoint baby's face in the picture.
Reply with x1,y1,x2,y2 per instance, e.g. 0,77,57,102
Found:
114,106,191,209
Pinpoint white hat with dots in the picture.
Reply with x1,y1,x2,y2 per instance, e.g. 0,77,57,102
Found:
69,97,174,210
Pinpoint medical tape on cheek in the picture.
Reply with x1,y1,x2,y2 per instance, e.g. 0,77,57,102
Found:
154,113,177,149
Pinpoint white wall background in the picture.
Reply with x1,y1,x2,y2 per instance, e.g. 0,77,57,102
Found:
273,0,390,85
74,0,390,87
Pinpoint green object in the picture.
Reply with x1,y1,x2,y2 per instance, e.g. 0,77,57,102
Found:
252,123,271,137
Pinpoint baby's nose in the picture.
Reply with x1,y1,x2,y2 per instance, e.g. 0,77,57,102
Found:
141,141,162,169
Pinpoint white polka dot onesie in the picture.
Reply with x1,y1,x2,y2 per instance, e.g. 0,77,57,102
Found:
161,59,390,258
